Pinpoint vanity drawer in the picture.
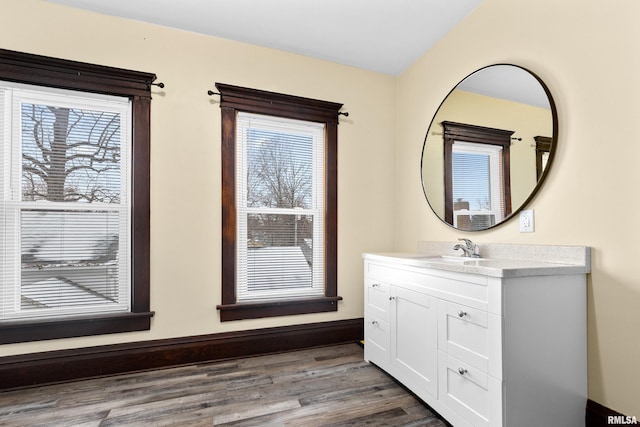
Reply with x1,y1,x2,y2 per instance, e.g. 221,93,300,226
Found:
364,314,390,370
365,277,390,321
438,352,502,427
366,261,490,311
438,300,499,376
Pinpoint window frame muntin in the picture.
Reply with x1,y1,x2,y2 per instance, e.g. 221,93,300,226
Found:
216,83,342,321
0,48,154,344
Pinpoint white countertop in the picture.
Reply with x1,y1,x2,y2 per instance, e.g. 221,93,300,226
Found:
363,243,591,278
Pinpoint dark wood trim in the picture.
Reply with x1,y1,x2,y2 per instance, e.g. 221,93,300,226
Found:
131,95,152,314
214,83,343,122
585,399,636,427
218,296,343,321
216,83,343,321
0,312,154,345
220,105,238,306
0,48,154,342
325,119,339,299
0,318,364,391
0,48,155,97
534,135,552,181
442,121,514,228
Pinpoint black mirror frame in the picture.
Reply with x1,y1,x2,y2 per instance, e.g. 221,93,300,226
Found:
420,64,558,231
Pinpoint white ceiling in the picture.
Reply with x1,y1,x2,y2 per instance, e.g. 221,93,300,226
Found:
47,0,483,76
457,65,551,109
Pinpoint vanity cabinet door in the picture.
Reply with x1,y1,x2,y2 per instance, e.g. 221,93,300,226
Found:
390,285,438,400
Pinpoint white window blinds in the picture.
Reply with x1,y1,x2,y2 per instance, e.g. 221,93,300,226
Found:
236,112,325,301
452,141,504,230
0,82,131,321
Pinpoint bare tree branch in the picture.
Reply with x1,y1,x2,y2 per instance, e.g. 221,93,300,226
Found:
21,104,121,203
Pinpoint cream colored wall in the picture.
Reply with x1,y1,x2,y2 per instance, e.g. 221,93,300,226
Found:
397,0,640,416
1,1,397,355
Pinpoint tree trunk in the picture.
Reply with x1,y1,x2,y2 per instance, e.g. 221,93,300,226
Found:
46,107,69,202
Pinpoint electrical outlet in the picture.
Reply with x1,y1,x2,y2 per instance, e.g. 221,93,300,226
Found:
520,209,535,233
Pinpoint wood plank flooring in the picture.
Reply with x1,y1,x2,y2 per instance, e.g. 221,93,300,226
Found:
0,343,449,426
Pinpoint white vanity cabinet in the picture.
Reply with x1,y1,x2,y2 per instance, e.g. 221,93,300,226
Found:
363,250,589,427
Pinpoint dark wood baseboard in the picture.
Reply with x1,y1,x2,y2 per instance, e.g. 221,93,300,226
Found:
0,318,364,391
586,399,636,427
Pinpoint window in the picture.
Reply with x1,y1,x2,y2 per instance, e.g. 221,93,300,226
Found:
452,142,503,229
2,84,131,319
216,83,342,321
236,113,325,301
0,49,155,344
442,121,513,231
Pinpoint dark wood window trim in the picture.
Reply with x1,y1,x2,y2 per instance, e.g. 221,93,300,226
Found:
0,49,155,344
215,83,343,321
534,135,552,181
442,121,514,226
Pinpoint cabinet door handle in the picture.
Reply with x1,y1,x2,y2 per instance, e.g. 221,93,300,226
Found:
371,283,381,288
371,320,378,326
458,310,467,318
458,368,468,375
389,296,396,301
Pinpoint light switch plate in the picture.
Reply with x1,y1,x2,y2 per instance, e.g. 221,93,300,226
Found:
520,209,535,233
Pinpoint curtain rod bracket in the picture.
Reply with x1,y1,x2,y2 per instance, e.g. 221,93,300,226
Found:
208,90,220,96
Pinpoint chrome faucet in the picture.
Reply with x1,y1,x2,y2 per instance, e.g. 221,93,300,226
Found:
453,238,480,258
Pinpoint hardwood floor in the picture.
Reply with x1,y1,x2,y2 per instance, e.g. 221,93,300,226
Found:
0,343,449,426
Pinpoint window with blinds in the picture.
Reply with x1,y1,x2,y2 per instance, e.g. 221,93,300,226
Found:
235,112,325,301
451,141,503,230
0,82,131,321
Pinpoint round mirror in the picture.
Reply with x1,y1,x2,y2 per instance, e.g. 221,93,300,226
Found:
421,64,557,231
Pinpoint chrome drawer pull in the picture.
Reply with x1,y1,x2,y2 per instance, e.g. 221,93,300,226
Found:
458,368,468,375
458,310,467,318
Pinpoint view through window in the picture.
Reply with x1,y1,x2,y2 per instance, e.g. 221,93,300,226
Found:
1,84,131,321
237,113,325,301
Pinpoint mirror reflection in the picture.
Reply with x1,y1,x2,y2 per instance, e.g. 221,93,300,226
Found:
421,64,556,231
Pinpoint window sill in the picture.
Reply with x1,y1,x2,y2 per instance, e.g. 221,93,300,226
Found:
0,311,155,344
217,296,342,321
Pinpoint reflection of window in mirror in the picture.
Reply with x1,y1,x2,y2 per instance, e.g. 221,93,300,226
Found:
535,136,552,180
452,142,502,229
442,121,514,231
